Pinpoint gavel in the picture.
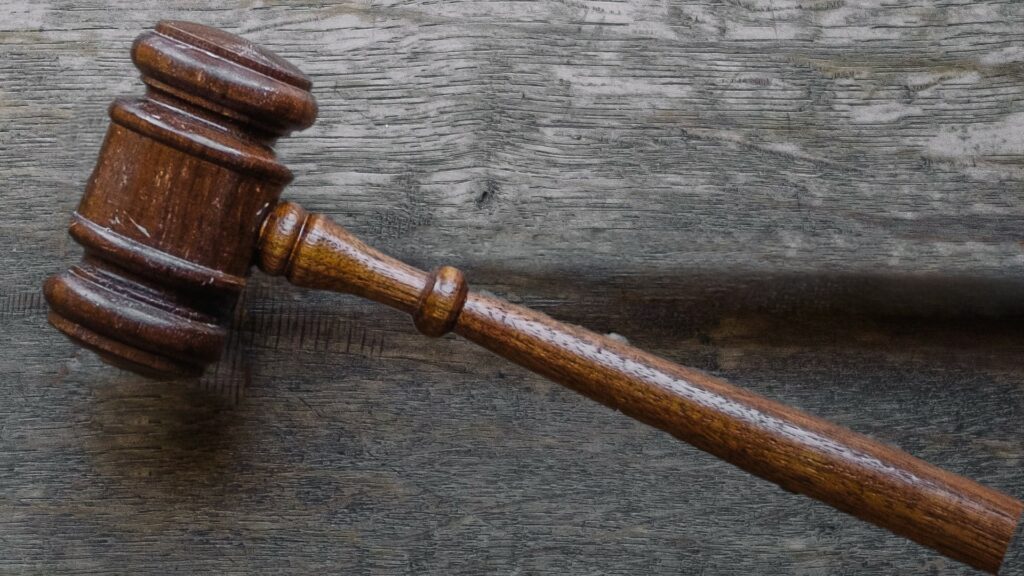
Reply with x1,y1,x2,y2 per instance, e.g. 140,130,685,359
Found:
42,21,1022,573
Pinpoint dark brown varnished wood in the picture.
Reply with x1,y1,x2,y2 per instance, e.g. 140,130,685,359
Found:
43,21,316,376
42,21,1023,574
258,202,1023,574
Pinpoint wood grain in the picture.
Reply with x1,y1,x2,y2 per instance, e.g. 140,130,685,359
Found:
43,20,318,377
257,201,1022,572
3,1,1024,575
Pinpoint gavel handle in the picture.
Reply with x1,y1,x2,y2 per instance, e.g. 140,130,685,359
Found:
258,201,1021,573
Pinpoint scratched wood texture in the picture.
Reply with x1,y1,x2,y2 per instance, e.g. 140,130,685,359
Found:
3,1,1024,574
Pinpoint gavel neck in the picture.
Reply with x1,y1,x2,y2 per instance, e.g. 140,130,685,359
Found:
257,202,467,337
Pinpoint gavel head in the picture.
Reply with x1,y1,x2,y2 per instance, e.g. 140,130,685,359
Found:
43,21,317,378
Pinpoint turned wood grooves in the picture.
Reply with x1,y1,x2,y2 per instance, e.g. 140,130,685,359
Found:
259,203,470,339
44,21,317,376
413,266,469,337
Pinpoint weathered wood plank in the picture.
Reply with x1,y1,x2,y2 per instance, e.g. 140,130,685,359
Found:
2,1,1023,574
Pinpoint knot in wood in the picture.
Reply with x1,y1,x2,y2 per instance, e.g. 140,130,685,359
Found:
413,266,468,337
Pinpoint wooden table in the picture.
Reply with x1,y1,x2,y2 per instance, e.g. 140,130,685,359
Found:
2,2,1023,574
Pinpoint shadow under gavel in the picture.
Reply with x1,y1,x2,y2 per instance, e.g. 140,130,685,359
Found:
42,20,1023,574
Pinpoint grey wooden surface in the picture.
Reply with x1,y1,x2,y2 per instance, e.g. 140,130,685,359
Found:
2,1,1024,574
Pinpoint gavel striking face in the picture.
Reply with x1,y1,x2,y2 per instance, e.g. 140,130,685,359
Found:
43,21,1022,573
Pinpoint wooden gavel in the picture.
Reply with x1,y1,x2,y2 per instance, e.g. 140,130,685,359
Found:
42,21,1022,573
